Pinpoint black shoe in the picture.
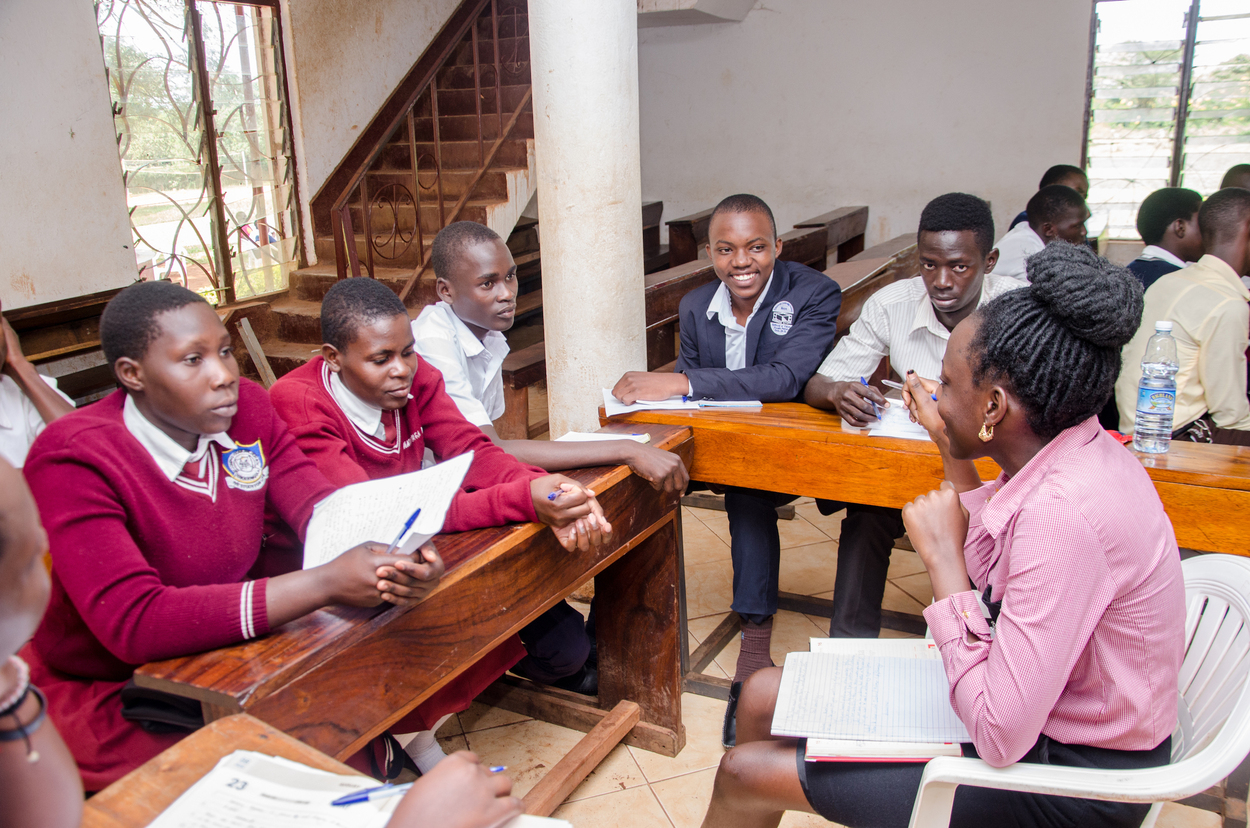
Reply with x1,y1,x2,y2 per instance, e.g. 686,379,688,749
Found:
551,663,598,695
722,681,742,749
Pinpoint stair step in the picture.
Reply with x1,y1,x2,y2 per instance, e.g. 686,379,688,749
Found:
473,10,527,40
256,338,323,378
445,36,529,69
291,263,413,301
432,84,530,118
343,197,501,234
267,296,326,343
382,138,531,170
364,166,520,201
410,111,533,143
438,62,529,91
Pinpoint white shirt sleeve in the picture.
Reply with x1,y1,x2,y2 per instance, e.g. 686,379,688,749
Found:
816,295,891,381
412,330,495,427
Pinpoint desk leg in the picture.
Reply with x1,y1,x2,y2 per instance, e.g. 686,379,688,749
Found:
596,511,685,757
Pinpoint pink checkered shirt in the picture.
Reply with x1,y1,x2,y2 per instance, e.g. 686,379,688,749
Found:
922,417,1186,767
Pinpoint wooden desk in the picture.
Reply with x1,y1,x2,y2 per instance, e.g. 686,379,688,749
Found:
605,403,1250,557
135,423,693,760
83,715,356,828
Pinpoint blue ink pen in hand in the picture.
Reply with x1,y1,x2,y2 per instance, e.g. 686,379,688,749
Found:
384,508,421,557
859,377,882,420
332,767,507,807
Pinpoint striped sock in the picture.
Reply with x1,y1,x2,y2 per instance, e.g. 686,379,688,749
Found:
732,616,775,684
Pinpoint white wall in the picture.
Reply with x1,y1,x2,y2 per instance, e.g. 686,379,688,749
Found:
283,0,461,206
0,0,137,309
637,0,1092,248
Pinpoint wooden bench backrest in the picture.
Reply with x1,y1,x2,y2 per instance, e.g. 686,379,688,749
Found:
796,205,868,263
665,208,714,267
826,243,920,339
777,226,828,271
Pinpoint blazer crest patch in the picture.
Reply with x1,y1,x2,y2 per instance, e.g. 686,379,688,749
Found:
222,441,269,491
770,300,795,336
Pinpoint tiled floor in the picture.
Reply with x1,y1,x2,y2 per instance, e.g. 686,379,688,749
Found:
443,500,1223,827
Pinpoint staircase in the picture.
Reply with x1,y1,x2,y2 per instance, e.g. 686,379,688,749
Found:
241,0,535,380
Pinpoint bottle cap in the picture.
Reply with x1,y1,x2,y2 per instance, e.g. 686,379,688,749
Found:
1154,321,1173,333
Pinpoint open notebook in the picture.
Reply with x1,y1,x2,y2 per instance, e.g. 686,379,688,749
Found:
773,638,968,763
147,750,571,827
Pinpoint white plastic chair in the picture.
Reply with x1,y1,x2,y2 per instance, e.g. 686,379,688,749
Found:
908,553,1250,828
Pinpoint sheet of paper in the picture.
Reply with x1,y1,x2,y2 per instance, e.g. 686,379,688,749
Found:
302,452,473,569
867,403,931,441
554,431,651,444
805,738,960,761
147,750,397,828
808,638,938,659
772,650,970,744
602,389,697,416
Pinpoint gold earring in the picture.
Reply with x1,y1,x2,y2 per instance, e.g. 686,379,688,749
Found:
978,423,994,442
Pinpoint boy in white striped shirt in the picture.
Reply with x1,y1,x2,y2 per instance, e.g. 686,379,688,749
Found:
804,193,1020,637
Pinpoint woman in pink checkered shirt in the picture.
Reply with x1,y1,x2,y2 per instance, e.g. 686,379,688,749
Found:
702,242,1185,828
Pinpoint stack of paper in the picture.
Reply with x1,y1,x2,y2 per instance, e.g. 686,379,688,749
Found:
772,639,968,763
302,452,473,569
601,389,761,417
867,401,931,441
555,431,651,444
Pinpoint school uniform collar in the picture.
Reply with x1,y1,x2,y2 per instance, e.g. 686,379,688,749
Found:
978,416,1101,540
438,301,509,361
1187,254,1250,301
1138,245,1187,269
704,270,776,327
122,394,235,482
907,277,996,341
328,369,384,439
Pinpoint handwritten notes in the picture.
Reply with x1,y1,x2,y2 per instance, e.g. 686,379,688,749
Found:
302,452,473,569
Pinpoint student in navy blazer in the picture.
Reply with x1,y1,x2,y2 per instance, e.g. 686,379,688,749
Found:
613,195,840,748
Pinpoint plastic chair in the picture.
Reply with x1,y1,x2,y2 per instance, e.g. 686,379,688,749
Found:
908,553,1250,828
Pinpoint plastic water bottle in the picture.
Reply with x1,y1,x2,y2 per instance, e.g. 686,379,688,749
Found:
1132,321,1180,454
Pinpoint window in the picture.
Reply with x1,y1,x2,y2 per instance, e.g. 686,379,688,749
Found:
97,0,299,303
1085,0,1250,238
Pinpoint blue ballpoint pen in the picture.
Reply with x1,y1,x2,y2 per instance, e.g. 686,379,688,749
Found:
384,507,421,556
332,767,507,806
859,377,882,420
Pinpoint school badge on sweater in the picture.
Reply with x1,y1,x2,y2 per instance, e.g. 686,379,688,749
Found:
222,441,269,491
770,301,794,336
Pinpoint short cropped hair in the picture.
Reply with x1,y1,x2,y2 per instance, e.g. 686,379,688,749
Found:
1136,188,1202,245
1027,185,1086,230
917,193,995,256
709,194,777,239
431,221,504,282
101,280,207,368
971,242,1142,441
320,277,407,351
1039,164,1086,189
1198,187,1250,246
1220,164,1250,190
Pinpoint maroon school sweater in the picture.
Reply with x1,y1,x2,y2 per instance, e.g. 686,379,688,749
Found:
268,356,545,529
22,380,336,790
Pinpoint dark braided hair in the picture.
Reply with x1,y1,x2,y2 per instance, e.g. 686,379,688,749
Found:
100,280,208,368
969,242,1142,440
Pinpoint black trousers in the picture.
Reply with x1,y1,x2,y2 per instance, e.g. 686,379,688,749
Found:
513,600,590,683
824,501,906,638
799,734,1171,828
725,487,800,624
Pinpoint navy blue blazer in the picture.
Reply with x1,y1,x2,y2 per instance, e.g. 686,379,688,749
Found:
1127,257,1181,292
676,259,841,402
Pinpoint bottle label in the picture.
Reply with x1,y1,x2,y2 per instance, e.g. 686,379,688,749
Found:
1137,387,1175,416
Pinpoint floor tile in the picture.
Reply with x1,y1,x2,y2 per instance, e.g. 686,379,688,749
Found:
683,505,721,525
795,501,844,539
687,613,732,646
887,547,928,579
457,700,530,734
778,516,833,549
881,581,926,615
700,513,732,545
684,559,735,620
651,767,717,828
436,712,463,738
713,610,826,678
436,732,468,754
682,517,731,566
566,742,650,801
782,811,847,827
1158,802,1222,828
551,784,674,827
892,570,935,606
462,718,585,798
630,693,728,783
778,540,838,596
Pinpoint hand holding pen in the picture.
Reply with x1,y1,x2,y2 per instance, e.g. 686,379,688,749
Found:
531,474,612,552
339,752,520,828
372,507,445,605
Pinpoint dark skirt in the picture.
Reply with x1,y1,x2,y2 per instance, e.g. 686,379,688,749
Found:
797,734,1172,828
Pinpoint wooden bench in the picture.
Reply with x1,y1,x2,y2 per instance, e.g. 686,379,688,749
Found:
665,207,714,268
825,242,920,339
136,423,692,759
605,403,1250,698
777,225,829,271
3,286,125,402
851,232,918,262
795,205,868,263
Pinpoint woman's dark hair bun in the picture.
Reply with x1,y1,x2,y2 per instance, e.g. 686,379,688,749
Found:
1024,241,1143,349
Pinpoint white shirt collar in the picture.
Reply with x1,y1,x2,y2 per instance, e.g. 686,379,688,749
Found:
909,277,998,339
705,271,775,327
328,370,385,439
1139,245,1188,269
437,301,509,361
123,394,235,482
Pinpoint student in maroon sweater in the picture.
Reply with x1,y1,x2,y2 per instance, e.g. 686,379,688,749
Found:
269,277,611,771
20,282,441,791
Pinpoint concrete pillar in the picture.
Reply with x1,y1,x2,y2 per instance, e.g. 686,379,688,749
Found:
528,0,647,436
